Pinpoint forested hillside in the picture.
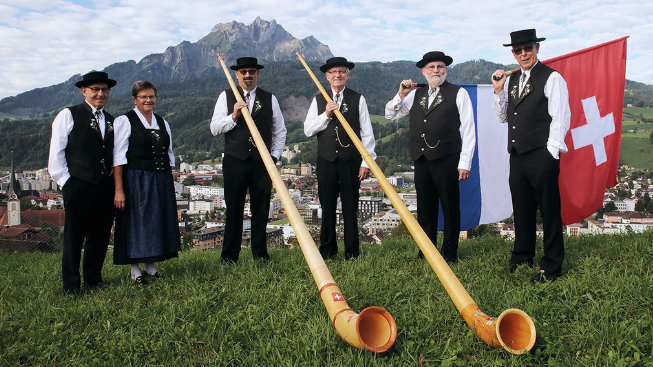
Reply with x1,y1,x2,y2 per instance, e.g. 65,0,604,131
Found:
1,58,651,173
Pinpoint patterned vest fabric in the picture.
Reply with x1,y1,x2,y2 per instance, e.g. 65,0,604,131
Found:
124,110,171,172
66,103,114,184
408,81,462,161
224,87,274,161
315,88,362,162
506,62,555,153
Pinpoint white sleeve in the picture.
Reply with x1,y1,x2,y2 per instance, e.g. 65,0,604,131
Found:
456,88,476,171
544,72,571,159
269,95,287,159
384,90,415,120
303,97,331,137
210,91,237,135
492,76,510,123
112,115,131,167
47,108,74,187
358,96,376,168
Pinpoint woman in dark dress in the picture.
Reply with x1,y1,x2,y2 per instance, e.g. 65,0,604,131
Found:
113,81,180,284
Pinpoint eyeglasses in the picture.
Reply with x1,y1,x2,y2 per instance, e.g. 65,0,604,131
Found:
136,95,156,100
424,64,446,71
86,87,110,93
327,69,349,75
238,69,258,75
512,43,536,55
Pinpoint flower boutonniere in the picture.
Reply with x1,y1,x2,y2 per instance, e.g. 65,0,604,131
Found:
340,102,349,115
253,100,262,115
106,121,113,133
89,118,100,133
522,83,531,96
419,95,428,109
510,85,519,100
433,93,444,108
151,130,161,143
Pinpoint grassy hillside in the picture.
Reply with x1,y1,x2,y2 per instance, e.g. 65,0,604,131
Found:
2,232,652,366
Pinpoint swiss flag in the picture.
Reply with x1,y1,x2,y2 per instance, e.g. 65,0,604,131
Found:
543,37,628,225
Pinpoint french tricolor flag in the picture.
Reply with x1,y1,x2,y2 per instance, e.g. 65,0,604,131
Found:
437,84,513,230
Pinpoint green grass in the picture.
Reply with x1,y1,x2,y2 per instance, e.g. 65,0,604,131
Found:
2,232,652,366
619,137,653,169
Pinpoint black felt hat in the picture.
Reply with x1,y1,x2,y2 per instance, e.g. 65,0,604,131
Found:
230,57,265,70
503,29,546,47
416,51,453,68
75,71,117,88
319,57,355,73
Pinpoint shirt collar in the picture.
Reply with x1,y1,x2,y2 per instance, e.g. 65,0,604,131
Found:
85,100,103,115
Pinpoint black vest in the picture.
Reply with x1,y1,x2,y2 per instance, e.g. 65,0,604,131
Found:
315,88,362,162
409,81,462,161
506,62,555,153
65,103,114,184
124,110,171,172
224,87,274,161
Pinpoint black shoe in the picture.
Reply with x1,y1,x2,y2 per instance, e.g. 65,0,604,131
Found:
85,281,106,289
134,276,149,285
143,272,162,279
63,288,80,297
531,271,559,284
508,260,534,273
344,253,359,260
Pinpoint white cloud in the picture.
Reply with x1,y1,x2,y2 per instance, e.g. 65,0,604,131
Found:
0,0,651,99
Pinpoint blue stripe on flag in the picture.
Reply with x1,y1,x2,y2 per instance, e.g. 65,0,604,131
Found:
437,85,512,231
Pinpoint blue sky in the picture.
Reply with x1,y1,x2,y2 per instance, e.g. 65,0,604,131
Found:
0,0,650,99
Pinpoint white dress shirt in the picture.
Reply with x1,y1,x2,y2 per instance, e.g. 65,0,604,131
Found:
48,100,108,188
209,87,287,159
492,62,571,159
303,88,377,169
385,86,476,171
113,107,176,167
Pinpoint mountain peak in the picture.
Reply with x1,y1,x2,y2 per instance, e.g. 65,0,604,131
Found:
0,18,333,116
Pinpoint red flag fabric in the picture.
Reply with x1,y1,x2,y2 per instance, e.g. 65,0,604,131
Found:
543,37,628,225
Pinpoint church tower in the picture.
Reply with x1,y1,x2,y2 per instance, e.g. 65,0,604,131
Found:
7,153,20,227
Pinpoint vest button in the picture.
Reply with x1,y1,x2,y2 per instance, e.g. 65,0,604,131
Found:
335,150,339,154
421,148,425,151
423,119,427,123
512,126,516,129
512,140,516,143
421,133,425,137
514,112,518,115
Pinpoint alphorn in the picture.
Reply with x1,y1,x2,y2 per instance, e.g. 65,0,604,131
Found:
296,53,536,354
215,54,396,353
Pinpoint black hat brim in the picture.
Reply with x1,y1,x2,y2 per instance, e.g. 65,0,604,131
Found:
319,61,355,73
75,79,117,88
503,37,546,47
230,64,265,70
416,55,453,68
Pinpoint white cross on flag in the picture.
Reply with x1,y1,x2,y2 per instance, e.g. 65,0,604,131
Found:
332,292,344,302
544,37,627,224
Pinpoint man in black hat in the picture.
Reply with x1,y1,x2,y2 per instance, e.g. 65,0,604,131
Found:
48,71,118,295
304,57,377,260
385,51,476,264
491,29,571,283
210,57,286,263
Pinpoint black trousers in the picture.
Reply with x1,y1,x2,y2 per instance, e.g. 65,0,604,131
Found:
509,147,564,276
61,175,115,291
316,156,361,259
222,155,272,262
414,154,460,262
